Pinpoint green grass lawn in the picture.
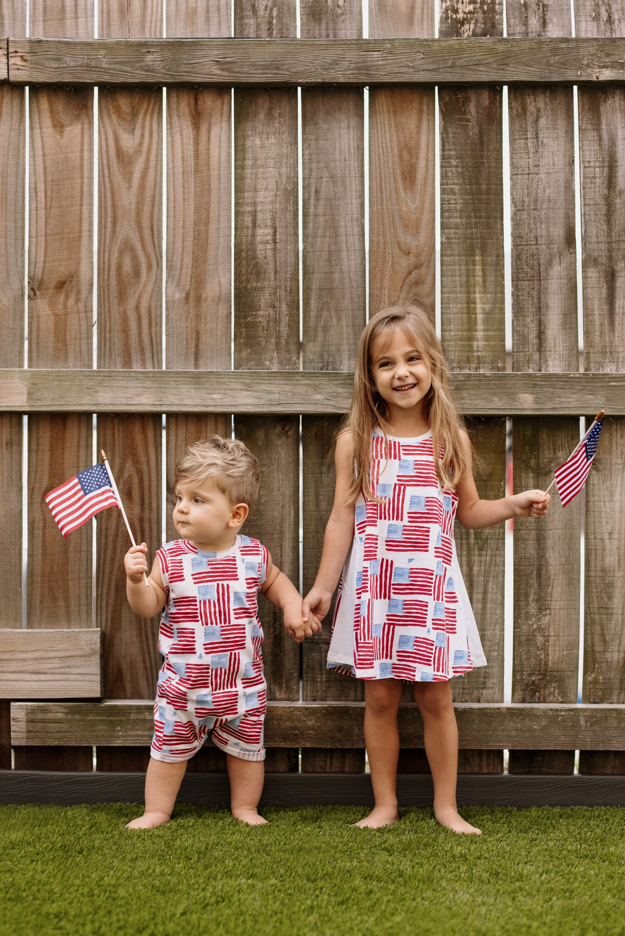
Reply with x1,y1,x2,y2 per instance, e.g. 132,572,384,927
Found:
1,803,624,936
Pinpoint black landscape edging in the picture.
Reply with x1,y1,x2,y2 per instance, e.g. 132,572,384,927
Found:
0,770,624,807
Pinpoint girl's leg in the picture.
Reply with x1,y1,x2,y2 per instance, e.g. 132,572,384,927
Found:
413,681,481,835
227,754,267,825
125,757,188,829
355,678,403,828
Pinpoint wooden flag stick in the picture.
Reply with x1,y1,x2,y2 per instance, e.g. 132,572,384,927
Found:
101,450,150,587
544,410,605,499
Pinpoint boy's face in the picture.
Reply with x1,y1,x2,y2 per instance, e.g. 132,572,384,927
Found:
172,479,247,549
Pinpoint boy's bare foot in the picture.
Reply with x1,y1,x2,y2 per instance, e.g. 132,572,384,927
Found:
434,805,481,835
125,811,171,830
232,808,268,826
352,806,399,829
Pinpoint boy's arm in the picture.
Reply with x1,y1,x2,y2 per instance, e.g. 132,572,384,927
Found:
455,431,550,529
125,544,167,618
260,555,321,644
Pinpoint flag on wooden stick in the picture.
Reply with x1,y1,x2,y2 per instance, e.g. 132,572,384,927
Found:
45,463,120,536
552,415,603,507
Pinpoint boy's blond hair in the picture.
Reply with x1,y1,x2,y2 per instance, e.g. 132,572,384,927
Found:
175,436,260,510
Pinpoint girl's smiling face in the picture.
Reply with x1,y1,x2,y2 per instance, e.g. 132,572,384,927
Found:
370,328,432,415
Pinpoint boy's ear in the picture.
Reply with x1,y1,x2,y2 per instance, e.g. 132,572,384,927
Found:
229,502,249,527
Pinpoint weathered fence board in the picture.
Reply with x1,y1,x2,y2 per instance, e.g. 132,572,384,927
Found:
12,701,625,750
1,369,623,414
0,630,101,698
8,37,625,86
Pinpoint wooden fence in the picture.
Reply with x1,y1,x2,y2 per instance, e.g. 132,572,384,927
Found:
1,0,625,806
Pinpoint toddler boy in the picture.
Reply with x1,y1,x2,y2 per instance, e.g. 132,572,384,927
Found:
124,436,319,828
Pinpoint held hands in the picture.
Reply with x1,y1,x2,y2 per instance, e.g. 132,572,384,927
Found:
302,587,333,628
124,543,149,583
283,601,322,644
512,489,551,519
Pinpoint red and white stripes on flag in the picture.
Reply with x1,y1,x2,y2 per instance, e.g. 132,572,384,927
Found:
554,420,602,507
45,462,119,536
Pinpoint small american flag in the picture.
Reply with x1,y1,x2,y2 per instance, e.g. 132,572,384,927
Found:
45,463,119,537
554,421,603,507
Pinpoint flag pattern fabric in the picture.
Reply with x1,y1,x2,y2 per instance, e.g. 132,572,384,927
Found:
554,421,602,507
45,463,119,537
151,535,268,763
327,430,486,682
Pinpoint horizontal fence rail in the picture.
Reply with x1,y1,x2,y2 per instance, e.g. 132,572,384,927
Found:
0,370,623,414
2,38,625,86
11,702,625,751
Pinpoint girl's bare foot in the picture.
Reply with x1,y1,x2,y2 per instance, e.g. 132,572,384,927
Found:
232,808,268,826
353,806,399,829
125,811,171,830
435,805,481,835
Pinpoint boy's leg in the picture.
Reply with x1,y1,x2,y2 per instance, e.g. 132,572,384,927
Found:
413,680,481,835
126,757,188,829
227,754,267,825
355,678,403,828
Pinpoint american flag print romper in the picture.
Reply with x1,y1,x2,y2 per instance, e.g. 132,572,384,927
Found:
152,534,268,763
327,430,486,682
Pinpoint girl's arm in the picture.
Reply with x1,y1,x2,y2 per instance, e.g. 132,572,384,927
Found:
261,555,321,644
455,431,550,530
303,431,356,623
125,544,167,618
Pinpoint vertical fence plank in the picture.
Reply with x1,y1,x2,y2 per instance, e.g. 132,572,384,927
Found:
439,0,506,774
369,0,435,317
299,0,365,774
96,0,163,773
0,0,25,769
233,0,299,772
576,0,625,775
17,0,94,772
508,0,579,775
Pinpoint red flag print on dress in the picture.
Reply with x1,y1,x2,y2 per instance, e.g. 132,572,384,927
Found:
554,420,602,507
45,463,119,536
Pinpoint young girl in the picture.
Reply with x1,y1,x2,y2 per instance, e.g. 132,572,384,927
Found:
303,306,550,835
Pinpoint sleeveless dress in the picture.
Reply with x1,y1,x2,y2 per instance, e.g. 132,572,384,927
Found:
327,429,486,682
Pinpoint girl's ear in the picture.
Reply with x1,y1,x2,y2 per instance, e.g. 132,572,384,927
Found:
229,502,249,527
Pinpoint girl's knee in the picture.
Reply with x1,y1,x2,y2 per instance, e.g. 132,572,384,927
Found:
365,678,402,715
414,681,454,717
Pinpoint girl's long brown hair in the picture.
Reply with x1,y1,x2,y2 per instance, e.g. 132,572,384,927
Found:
344,305,469,503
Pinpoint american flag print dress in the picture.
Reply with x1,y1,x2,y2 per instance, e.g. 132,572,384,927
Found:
327,430,486,682
151,534,268,763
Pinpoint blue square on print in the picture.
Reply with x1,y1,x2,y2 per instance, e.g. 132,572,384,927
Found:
239,535,252,545
435,632,447,647
360,599,368,616
251,624,261,638
435,531,442,546
379,660,393,678
420,671,434,682
372,623,382,638
245,692,259,710
377,484,393,497
157,670,167,685
158,705,166,721
445,577,455,592
198,583,216,602
162,610,169,624
443,495,452,512
356,571,363,589
196,693,212,704
245,561,260,577
409,495,426,511
397,634,413,650
233,591,248,608
198,715,216,729
436,561,444,577
172,661,186,677
192,555,207,572
369,560,380,576
433,602,445,619
398,459,414,474
204,625,221,642
355,505,367,524
388,598,403,615
454,650,469,665
244,661,254,678
197,548,217,560
393,567,410,583
211,653,228,669
164,718,176,734
387,523,404,539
